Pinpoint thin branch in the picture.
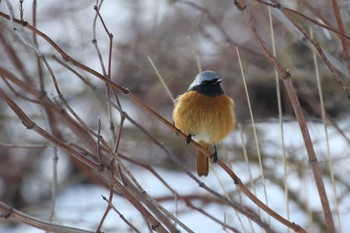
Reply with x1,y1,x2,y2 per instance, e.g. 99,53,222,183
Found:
101,195,141,233
147,56,175,103
312,31,342,233
1,75,40,104
330,0,350,72
32,0,44,92
0,141,50,148
187,36,203,73
92,0,117,141
268,6,290,226
237,46,270,219
96,117,103,168
95,186,113,233
0,32,33,84
0,201,93,233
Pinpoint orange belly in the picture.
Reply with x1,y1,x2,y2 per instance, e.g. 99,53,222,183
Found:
173,91,235,144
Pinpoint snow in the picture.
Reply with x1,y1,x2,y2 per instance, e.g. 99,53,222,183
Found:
1,119,349,232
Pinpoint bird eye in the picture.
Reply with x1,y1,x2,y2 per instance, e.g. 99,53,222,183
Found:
201,79,219,85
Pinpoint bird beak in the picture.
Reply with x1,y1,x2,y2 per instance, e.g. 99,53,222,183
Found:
215,79,222,84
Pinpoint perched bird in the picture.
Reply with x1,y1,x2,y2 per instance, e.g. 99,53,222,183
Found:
173,70,235,176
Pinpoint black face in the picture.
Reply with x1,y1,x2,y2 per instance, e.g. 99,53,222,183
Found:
189,78,224,97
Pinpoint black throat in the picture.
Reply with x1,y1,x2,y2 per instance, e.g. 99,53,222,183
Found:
189,84,224,97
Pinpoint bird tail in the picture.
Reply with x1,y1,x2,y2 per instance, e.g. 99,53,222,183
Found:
197,141,209,176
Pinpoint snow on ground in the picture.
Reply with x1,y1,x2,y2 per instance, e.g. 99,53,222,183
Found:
1,119,349,232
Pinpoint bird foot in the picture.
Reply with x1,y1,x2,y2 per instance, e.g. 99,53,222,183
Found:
185,134,192,145
210,144,218,163
210,151,218,163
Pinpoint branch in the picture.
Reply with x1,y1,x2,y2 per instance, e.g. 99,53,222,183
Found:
0,201,93,233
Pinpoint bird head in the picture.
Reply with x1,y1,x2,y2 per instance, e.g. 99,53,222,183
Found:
188,70,224,97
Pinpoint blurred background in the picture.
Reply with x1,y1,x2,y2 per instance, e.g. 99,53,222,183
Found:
0,0,350,232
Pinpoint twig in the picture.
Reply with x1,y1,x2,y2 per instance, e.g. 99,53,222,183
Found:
236,46,270,220
49,145,58,222
211,169,246,233
101,195,141,233
268,6,290,227
92,0,108,77
0,201,93,233
0,25,32,84
238,124,259,208
312,30,342,233
92,0,117,141
95,186,113,233
330,0,350,75
1,75,40,104
0,141,50,148
148,56,175,103
187,36,202,73
19,0,24,21
32,0,44,92
96,117,103,169
110,101,126,184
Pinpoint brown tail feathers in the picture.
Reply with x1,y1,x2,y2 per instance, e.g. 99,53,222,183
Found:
197,141,209,176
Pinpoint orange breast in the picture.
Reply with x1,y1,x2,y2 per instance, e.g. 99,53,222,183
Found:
173,91,235,144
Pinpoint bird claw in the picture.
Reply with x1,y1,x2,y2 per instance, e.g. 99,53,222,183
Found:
210,151,218,163
185,134,192,145
210,144,218,163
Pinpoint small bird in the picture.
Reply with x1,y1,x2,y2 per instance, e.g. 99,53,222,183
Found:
173,70,235,176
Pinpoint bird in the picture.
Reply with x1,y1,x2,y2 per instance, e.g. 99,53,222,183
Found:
172,70,235,176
